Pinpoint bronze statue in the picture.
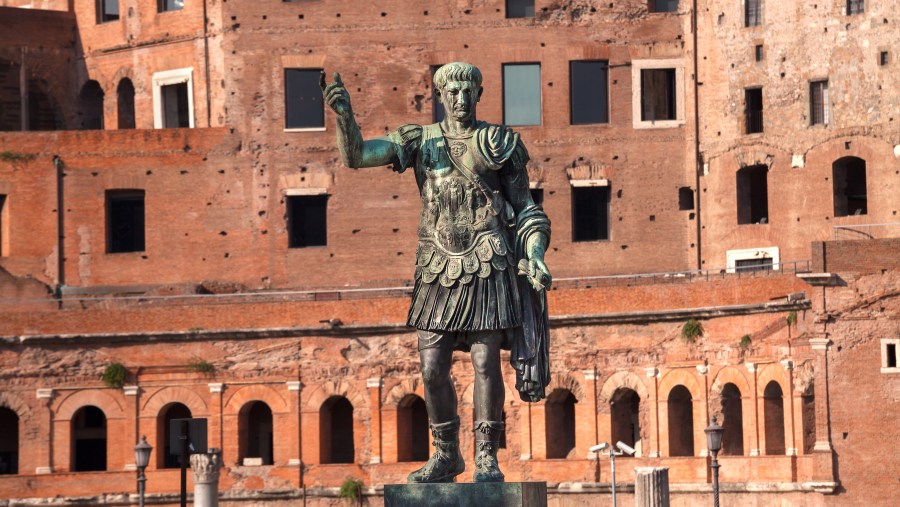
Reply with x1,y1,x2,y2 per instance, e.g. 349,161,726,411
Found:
321,62,551,483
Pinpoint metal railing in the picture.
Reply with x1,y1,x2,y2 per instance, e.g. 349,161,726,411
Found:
833,222,900,240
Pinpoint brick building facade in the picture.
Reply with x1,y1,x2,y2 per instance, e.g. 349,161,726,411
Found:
0,1,897,505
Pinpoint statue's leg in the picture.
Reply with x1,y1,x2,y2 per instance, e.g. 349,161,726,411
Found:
471,331,506,482
407,331,465,483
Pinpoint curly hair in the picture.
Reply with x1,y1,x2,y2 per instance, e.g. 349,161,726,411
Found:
432,62,483,90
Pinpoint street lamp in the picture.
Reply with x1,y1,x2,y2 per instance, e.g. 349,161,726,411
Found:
704,416,724,507
134,435,153,507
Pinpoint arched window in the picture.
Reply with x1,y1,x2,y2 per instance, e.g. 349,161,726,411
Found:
720,383,744,456
397,395,429,462
801,384,816,454
320,396,354,464
763,381,786,455
239,401,274,465
0,407,18,474
117,78,136,129
545,389,576,459
610,388,641,457
79,80,104,130
158,402,192,468
667,385,694,456
833,157,867,217
72,406,107,471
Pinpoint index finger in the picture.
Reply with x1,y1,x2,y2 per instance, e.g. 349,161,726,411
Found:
334,72,343,86
319,70,327,91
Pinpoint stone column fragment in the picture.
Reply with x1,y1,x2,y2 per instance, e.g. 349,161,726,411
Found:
191,449,223,507
634,467,670,507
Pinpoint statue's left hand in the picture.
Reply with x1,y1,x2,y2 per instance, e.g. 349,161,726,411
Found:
518,258,552,293
320,71,353,118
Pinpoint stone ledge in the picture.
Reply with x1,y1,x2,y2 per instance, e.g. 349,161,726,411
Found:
385,482,547,507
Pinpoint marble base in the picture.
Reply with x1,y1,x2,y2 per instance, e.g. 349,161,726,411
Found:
384,482,547,507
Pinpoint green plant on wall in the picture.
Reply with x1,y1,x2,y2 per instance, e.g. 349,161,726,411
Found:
0,151,37,163
786,310,797,326
338,478,363,505
102,362,127,388
681,319,703,343
187,358,215,374
739,334,752,350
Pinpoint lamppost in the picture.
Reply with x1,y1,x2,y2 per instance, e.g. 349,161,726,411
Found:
134,435,153,507
704,416,724,507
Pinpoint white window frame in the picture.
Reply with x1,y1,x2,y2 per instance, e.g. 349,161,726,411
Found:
726,246,779,273
152,67,195,129
632,59,686,129
881,339,900,374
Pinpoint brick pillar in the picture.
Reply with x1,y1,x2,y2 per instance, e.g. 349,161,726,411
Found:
366,378,383,464
645,368,660,458
287,381,302,468
35,388,54,474
781,359,798,457
696,365,710,457
580,369,599,458
123,386,140,470
208,383,224,453
809,336,836,483
745,362,760,456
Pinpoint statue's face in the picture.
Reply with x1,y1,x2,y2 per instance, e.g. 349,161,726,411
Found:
437,80,482,122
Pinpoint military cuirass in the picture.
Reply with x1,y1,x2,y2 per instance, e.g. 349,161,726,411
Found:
414,124,512,288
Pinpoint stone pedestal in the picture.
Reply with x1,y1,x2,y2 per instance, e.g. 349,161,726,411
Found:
190,449,223,507
634,467,669,507
385,482,547,507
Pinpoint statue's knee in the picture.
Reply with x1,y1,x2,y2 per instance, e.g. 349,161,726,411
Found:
421,363,448,387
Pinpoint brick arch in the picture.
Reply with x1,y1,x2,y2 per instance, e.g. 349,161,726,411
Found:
804,135,893,166
598,371,650,406
303,379,366,412
54,389,125,420
710,366,752,396
110,66,136,90
0,392,32,420
141,386,209,417
224,385,288,415
384,378,423,407
756,363,789,397
658,369,703,400
548,370,585,402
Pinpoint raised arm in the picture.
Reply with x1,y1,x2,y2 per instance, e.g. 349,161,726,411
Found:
321,72,397,168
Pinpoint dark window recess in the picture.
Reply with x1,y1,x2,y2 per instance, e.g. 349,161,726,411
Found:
72,406,107,472
810,80,828,126
161,82,190,128
570,61,609,125
320,396,354,464
106,190,145,253
117,78,135,129
285,68,324,129
847,0,864,15
97,0,119,23
0,407,18,475
763,382,786,455
287,195,328,248
678,187,694,210
832,157,867,216
79,80,104,130
667,385,694,456
736,165,768,225
649,0,679,13
158,0,184,12
397,395,429,462
887,344,898,368
880,51,889,66
160,403,191,469
735,258,774,272
755,45,764,62
720,384,744,456
640,69,676,121
0,194,6,256
545,389,576,459
745,0,761,27
745,88,763,134
242,402,274,465
506,0,535,18
430,65,446,123
530,188,544,206
572,186,610,242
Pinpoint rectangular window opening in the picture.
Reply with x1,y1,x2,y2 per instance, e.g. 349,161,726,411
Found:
570,61,610,125
745,88,763,134
810,80,829,126
285,68,325,129
640,69,677,122
755,45,764,62
288,195,328,248
161,82,190,128
0,194,7,257
506,0,535,18
572,186,610,242
847,0,864,15
503,63,542,126
880,51,889,66
745,0,761,27
648,0,679,13
106,190,145,254
97,0,119,23
678,187,694,211
736,165,769,225
430,65,446,123
735,258,774,273
887,343,898,368
832,158,867,217
158,0,184,12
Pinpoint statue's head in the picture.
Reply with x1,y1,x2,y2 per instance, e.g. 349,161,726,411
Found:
433,62,483,123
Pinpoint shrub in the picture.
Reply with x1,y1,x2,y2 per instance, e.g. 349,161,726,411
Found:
786,310,798,327
338,478,363,504
739,334,752,350
187,358,215,374
102,363,127,388
681,319,703,343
